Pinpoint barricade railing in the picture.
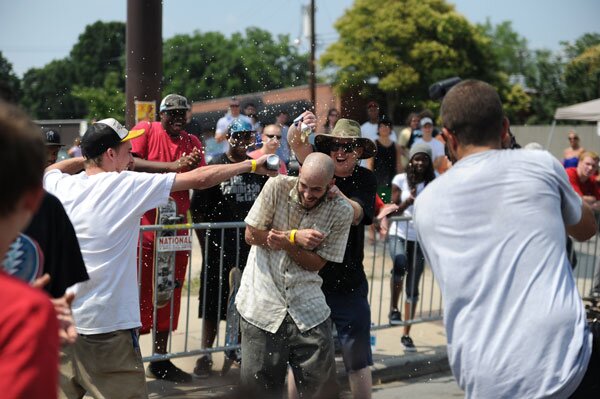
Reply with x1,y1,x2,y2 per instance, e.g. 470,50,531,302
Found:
367,216,443,332
137,216,600,362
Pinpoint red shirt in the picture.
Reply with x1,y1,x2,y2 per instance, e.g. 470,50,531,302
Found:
0,272,59,399
131,121,205,241
566,167,600,199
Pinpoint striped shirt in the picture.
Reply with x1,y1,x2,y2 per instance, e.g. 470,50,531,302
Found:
236,175,353,333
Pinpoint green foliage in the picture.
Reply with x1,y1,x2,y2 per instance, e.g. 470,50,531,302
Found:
20,20,126,119
20,59,86,119
320,0,498,118
563,44,600,103
163,27,309,101
478,20,534,77
561,33,600,60
70,21,126,87
72,72,126,121
0,51,21,103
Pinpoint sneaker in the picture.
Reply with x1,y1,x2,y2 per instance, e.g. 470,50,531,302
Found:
389,309,402,325
401,335,417,352
193,355,213,378
145,360,192,383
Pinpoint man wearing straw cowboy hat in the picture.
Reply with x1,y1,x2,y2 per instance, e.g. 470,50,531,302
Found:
44,118,276,399
288,113,378,399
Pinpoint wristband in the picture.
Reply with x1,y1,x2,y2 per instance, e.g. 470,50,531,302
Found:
289,229,298,244
250,159,257,173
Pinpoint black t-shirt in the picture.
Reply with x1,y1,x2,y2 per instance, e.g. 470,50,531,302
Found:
190,153,268,267
24,192,89,298
374,140,397,188
319,166,377,294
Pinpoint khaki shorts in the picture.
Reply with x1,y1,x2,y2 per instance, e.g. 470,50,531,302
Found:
240,315,338,399
59,329,147,399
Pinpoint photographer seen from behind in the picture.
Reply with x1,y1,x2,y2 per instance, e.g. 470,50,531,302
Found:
414,79,599,398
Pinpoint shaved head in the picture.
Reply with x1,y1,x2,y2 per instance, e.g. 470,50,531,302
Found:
302,152,335,182
297,152,335,209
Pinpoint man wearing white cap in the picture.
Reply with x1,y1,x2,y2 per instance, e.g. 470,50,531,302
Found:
412,117,445,172
45,118,276,399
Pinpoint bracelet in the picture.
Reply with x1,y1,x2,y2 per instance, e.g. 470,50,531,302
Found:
250,159,257,173
289,229,298,244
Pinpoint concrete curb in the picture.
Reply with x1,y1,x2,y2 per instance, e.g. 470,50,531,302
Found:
336,345,449,388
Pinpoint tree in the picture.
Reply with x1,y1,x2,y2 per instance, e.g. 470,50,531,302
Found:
477,20,534,77
72,72,126,121
163,27,309,101
70,21,126,88
320,0,498,119
0,51,21,103
20,59,86,119
20,21,126,119
563,41,600,103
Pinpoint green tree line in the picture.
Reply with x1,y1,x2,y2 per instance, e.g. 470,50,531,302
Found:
1,0,598,124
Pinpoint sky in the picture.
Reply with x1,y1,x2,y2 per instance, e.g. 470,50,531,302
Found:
1,0,599,77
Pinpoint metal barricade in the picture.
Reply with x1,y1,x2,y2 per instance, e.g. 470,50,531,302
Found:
367,216,443,333
137,216,600,362
138,221,246,363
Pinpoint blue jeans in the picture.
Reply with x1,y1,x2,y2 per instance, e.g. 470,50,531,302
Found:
387,235,425,303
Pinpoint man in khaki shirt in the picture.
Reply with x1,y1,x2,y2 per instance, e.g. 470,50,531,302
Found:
236,153,353,398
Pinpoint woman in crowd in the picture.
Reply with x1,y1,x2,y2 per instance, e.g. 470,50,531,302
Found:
320,108,340,134
563,130,585,168
380,143,435,352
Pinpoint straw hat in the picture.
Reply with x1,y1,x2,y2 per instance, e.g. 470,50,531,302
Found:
314,118,377,159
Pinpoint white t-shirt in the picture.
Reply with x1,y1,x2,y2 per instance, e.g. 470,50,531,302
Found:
414,149,590,398
44,169,175,334
413,137,444,162
388,173,425,241
360,121,397,143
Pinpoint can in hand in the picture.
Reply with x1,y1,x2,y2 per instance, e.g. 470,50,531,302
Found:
266,154,280,170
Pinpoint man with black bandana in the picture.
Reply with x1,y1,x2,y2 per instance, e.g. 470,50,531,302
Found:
288,114,377,399
189,118,268,377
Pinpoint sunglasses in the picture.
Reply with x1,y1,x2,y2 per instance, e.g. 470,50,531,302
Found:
166,109,186,117
229,104,240,108
230,131,254,140
329,142,357,153
569,137,579,141
264,134,281,140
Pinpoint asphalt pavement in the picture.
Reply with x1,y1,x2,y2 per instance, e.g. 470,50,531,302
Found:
143,318,450,398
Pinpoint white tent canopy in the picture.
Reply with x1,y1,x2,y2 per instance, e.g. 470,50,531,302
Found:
554,98,600,122
547,98,600,148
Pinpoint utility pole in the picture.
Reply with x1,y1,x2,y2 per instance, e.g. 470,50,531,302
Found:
309,0,316,110
125,0,162,128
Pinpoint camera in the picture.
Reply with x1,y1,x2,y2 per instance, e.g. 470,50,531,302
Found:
428,77,461,101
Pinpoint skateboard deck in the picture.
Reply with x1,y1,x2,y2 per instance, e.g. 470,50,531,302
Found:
222,266,242,375
154,197,182,308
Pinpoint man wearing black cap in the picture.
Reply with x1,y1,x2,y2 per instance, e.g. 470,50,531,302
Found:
43,129,63,166
130,93,204,382
45,118,276,398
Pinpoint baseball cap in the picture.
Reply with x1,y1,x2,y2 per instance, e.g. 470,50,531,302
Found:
81,118,145,159
43,129,63,146
420,117,433,127
367,100,379,109
409,143,433,160
159,94,190,112
228,119,254,135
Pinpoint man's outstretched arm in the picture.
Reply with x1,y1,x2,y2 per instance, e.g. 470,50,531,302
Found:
567,201,597,242
171,154,275,192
